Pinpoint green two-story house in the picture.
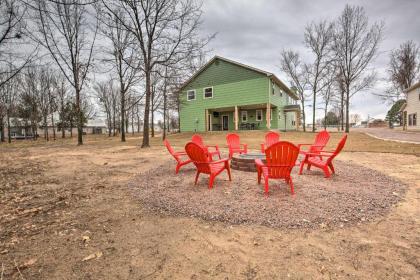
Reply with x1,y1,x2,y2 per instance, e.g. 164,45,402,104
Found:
178,56,300,132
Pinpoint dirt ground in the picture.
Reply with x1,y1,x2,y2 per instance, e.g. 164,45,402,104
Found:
0,132,419,279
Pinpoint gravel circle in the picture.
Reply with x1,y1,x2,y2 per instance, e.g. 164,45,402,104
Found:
130,160,407,229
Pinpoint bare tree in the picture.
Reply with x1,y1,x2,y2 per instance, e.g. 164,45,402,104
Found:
280,50,309,131
384,40,420,101
320,66,337,130
331,5,383,132
0,72,21,143
99,7,142,142
304,20,334,132
94,79,118,137
102,0,211,148
0,0,38,90
29,0,99,145
54,73,70,138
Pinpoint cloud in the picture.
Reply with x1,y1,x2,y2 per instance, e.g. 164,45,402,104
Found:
199,0,420,122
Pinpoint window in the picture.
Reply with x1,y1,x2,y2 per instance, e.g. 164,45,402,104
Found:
256,110,263,121
187,90,196,101
280,89,283,97
241,111,248,122
203,87,213,99
409,113,417,126
270,109,273,120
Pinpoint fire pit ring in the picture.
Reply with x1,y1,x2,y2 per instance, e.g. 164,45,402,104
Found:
230,152,265,172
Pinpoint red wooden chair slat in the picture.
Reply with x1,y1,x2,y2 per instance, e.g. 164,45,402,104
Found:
261,131,280,153
163,140,192,174
191,134,221,160
298,130,330,155
185,142,232,189
299,134,347,178
255,141,299,195
226,133,248,158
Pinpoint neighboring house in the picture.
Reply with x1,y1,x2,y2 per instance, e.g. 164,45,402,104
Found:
401,82,420,130
178,56,300,132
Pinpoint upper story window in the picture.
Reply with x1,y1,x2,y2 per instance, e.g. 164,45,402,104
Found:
256,110,263,121
187,90,196,101
241,111,248,122
203,87,213,99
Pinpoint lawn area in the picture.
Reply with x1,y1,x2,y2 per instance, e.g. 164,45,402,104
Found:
0,131,419,279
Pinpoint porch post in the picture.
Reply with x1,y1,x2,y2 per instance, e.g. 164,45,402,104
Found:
234,106,239,131
266,103,271,129
205,109,208,131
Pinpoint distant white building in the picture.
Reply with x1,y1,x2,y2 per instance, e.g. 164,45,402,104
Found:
401,82,419,130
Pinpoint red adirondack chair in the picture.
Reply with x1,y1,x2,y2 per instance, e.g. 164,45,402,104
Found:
255,141,299,195
226,133,248,158
297,130,330,156
185,142,231,189
191,134,221,160
163,140,193,174
260,131,280,153
299,134,347,178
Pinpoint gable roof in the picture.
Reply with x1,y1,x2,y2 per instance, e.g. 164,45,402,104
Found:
404,81,420,93
178,56,298,100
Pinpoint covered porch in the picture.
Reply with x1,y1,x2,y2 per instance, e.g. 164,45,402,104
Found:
205,103,276,131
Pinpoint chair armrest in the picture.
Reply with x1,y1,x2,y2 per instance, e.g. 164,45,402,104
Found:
206,145,219,149
260,143,265,151
209,158,229,165
305,151,334,156
265,164,293,167
255,158,265,167
297,143,314,148
174,151,187,156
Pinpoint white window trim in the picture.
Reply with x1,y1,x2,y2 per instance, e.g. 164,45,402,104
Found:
270,109,273,120
187,89,196,101
241,111,248,122
203,86,213,99
256,109,263,122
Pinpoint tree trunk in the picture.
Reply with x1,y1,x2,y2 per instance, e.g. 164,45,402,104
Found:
112,106,116,137
340,90,344,131
141,70,151,148
345,83,350,133
51,113,56,140
7,111,11,144
120,89,126,142
0,118,4,142
301,99,306,132
162,69,168,140
131,107,135,136
76,88,83,145
70,120,73,138
44,116,49,141
151,110,154,138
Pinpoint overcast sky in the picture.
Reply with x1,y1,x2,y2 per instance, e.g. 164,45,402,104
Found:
199,0,420,121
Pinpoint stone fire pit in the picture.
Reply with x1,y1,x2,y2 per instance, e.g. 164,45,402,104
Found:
230,152,265,172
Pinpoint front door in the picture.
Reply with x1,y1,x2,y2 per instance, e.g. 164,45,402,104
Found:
222,115,229,131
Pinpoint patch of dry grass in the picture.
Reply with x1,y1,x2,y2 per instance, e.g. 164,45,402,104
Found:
1,130,419,155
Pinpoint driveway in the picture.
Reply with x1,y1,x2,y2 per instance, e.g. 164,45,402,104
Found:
354,127,420,144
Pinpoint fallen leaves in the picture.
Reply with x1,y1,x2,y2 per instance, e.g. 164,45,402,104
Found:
82,251,103,262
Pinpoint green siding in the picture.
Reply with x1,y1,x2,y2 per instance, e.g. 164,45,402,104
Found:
180,59,269,132
269,81,297,131
179,57,297,132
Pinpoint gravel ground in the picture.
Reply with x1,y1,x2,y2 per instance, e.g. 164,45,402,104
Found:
130,160,407,229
